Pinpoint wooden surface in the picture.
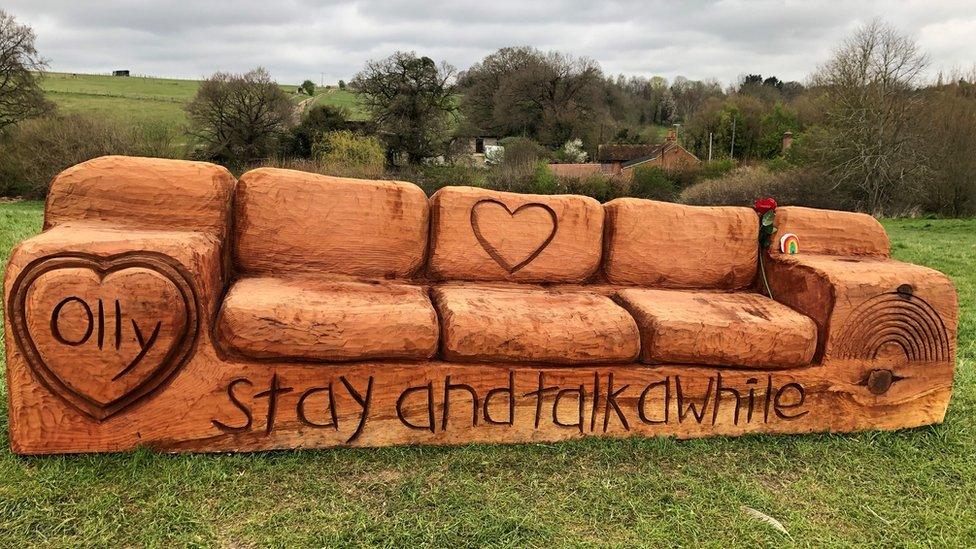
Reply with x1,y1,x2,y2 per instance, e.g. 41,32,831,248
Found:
616,289,818,368
432,286,640,364
44,156,235,237
427,186,604,282
2,157,961,454
5,351,955,454
217,277,439,361
766,254,957,363
602,198,758,288
770,206,890,256
234,168,429,277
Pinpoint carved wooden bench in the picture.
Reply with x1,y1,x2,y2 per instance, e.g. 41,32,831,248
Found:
3,156,958,454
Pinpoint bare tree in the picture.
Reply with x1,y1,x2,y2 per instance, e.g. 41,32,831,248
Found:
0,10,53,132
185,68,293,165
809,20,929,215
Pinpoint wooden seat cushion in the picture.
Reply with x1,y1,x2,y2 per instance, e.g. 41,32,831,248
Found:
432,286,640,364
616,289,817,368
217,278,439,361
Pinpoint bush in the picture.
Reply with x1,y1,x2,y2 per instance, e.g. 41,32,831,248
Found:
312,130,385,177
630,166,675,201
401,164,487,195
526,162,559,195
0,114,179,198
698,158,736,179
679,165,848,209
282,105,349,159
562,174,627,202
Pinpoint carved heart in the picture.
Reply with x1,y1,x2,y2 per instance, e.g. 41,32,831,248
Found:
470,199,558,274
8,253,199,420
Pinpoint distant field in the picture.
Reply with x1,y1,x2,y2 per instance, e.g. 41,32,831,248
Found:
312,88,367,120
38,72,367,127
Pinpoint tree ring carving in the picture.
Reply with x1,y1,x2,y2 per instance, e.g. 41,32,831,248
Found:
7,252,200,421
833,290,950,363
470,199,558,274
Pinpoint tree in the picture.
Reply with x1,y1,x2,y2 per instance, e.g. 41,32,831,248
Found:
352,51,456,164
283,104,349,158
808,20,929,214
185,67,293,165
458,47,605,147
0,10,53,132
338,79,346,90
300,79,315,96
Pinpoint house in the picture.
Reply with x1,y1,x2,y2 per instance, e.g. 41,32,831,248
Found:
549,130,700,181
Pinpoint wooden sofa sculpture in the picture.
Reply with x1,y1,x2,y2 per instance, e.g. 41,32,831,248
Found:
3,156,959,454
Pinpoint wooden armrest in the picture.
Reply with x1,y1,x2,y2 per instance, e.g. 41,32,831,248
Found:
766,254,957,366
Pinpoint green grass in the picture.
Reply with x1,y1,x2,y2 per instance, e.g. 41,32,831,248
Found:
0,208,973,546
40,72,303,127
313,88,369,120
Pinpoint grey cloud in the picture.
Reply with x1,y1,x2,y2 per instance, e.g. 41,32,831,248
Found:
6,0,974,85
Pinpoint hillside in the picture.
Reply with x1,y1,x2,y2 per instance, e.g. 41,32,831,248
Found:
39,72,364,127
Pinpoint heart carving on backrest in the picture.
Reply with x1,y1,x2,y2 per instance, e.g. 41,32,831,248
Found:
470,199,559,274
8,253,199,421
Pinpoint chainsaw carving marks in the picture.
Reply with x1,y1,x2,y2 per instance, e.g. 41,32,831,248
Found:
833,287,951,362
7,252,200,421
470,199,558,274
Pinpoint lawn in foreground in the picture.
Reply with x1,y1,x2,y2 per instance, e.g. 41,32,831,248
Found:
0,202,973,546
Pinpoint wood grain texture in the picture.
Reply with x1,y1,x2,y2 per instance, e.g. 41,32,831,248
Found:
432,286,640,364
766,254,957,363
2,158,961,454
603,198,758,289
770,206,890,256
427,186,604,283
5,352,955,454
217,277,439,362
616,289,817,368
234,168,429,278
44,155,235,237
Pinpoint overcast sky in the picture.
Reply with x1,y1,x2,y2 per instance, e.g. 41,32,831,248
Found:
6,0,975,86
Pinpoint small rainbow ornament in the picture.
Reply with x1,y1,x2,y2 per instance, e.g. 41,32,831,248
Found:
779,233,799,254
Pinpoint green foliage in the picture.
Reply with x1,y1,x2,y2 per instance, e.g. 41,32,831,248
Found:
312,130,385,173
630,166,675,201
284,104,350,158
497,136,549,168
528,162,559,194
338,79,346,90
0,113,179,198
699,158,736,179
300,80,315,96
757,104,799,159
353,52,456,164
406,164,487,195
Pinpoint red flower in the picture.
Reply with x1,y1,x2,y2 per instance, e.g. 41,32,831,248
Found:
753,197,777,215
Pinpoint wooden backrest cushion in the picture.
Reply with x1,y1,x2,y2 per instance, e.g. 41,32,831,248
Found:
234,168,429,277
771,206,889,256
427,186,604,283
603,198,758,289
45,156,235,236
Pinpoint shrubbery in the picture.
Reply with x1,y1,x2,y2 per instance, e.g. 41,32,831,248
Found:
0,114,178,198
311,130,386,178
679,165,848,209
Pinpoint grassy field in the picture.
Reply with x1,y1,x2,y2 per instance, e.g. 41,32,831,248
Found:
39,72,367,126
0,203,973,546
